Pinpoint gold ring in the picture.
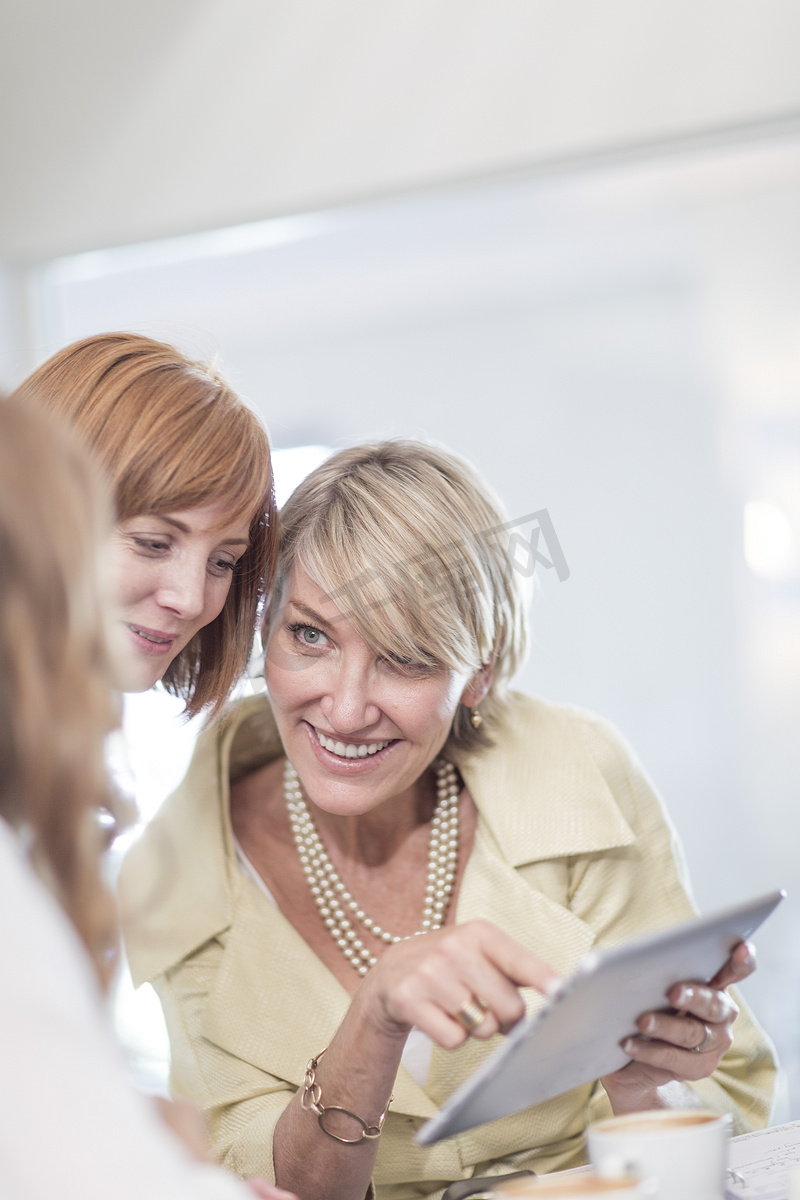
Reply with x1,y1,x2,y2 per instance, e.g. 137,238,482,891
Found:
455,996,488,1035
691,1022,713,1054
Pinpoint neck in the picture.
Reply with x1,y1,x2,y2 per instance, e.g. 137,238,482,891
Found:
306,769,438,869
284,758,462,974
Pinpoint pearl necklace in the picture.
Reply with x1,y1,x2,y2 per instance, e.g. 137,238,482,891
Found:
284,759,460,977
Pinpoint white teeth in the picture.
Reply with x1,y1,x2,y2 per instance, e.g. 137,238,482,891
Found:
133,628,169,644
316,730,390,759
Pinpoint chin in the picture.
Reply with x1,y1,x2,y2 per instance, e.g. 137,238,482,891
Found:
113,648,168,694
109,649,159,695
118,668,163,694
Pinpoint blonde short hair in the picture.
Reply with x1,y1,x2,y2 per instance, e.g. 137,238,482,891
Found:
273,440,529,753
14,333,276,716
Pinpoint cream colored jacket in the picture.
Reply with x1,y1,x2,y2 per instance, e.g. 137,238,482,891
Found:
120,693,776,1198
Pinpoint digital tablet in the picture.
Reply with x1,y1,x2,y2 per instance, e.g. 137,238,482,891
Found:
416,889,784,1146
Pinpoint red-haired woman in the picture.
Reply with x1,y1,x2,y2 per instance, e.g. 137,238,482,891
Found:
14,331,276,715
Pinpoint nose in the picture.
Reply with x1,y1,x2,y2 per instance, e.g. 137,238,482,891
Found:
154,559,207,622
319,657,381,735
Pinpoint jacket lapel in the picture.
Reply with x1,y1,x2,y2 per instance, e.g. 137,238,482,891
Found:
120,724,235,986
121,695,284,987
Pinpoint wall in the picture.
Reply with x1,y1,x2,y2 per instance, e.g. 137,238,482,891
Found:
3,0,800,262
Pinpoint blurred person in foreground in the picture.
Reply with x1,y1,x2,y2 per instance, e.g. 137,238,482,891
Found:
121,440,777,1200
12,331,277,717
0,398,294,1200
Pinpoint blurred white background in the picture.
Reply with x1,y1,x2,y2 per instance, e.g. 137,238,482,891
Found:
2,0,799,1116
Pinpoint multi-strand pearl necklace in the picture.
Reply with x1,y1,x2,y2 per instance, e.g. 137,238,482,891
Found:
284,759,461,977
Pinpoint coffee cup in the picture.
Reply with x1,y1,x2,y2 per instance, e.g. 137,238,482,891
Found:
587,1108,730,1200
493,1172,650,1198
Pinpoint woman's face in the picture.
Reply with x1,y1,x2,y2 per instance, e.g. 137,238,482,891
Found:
264,565,485,816
109,501,250,693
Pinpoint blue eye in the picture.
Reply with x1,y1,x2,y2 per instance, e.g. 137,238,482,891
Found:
288,622,329,647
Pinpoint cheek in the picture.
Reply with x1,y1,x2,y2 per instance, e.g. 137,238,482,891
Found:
433,672,471,722
410,675,471,747
109,543,150,609
263,642,303,704
204,574,234,623
264,642,330,719
395,676,466,740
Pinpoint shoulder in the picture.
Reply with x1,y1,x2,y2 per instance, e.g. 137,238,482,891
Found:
119,692,283,985
126,692,278,846
496,691,650,791
455,692,662,865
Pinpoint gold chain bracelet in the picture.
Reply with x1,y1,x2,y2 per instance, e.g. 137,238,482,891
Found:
301,1048,393,1144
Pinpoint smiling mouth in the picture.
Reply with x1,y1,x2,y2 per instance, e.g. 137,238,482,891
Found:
315,728,393,759
128,624,175,646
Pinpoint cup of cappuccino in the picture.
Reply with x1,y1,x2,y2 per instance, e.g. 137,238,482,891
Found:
493,1172,650,1198
587,1109,730,1200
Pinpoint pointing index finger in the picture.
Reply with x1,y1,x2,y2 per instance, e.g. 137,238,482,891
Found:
473,922,562,997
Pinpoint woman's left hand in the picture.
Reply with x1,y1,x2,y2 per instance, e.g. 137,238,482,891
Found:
601,940,756,1113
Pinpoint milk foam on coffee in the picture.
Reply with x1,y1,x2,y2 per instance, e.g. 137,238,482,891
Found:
494,1171,647,1197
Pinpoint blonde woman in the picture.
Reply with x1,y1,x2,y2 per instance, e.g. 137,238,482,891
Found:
13,332,276,714
0,399,295,1200
122,441,776,1200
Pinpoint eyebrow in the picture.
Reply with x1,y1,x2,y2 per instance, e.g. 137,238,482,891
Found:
152,515,249,546
151,515,190,534
285,599,337,630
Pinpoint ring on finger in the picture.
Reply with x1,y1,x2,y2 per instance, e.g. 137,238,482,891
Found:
691,1022,713,1054
454,996,489,1035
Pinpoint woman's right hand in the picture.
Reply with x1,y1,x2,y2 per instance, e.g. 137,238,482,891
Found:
359,919,561,1048
273,921,557,1200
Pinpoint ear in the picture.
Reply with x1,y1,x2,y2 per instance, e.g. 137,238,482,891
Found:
460,659,494,708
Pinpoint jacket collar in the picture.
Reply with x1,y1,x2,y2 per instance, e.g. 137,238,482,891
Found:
452,691,635,865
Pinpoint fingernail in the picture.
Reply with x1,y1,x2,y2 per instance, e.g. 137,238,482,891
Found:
544,977,564,999
675,986,693,1008
623,1038,636,1054
643,1015,657,1034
